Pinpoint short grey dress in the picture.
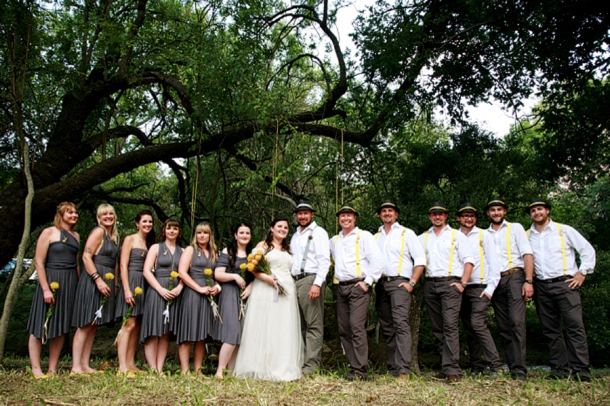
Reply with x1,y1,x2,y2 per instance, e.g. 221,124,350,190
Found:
174,248,216,344
27,229,79,340
115,248,148,319
215,253,247,345
140,242,183,343
72,227,119,327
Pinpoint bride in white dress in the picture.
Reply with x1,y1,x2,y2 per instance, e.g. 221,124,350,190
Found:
234,218,304,381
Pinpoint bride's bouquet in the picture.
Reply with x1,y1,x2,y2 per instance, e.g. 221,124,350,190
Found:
246,249,288,302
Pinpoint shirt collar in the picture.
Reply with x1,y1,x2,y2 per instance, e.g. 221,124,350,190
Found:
377,221,402,234
299,221,317,234
530,218,555,234
462,225,480,236
341,226,360,238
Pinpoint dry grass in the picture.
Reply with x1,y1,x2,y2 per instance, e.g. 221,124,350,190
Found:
1,359,609,406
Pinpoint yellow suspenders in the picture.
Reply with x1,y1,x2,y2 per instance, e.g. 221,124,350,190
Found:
526,223,567,274
478,230,485,283
333,230,363,277
506,223,513,269
424,229,455,276
375,227,407,275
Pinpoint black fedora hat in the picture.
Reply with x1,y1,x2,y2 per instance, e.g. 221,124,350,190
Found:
485,196,508,211
526,198,551,213
294,199,315,213
428,201,448,214
456,202,478,216
336,203,359,217
377,200,400,214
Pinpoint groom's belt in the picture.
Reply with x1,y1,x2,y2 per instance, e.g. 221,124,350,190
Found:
292,272,316,281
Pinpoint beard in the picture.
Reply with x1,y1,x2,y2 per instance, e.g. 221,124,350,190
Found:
489,217,504,225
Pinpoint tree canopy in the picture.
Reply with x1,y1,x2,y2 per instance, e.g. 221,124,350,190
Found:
0,0,609,267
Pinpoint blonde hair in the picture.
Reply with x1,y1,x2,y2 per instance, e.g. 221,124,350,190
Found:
96,203,120,245
53,202,77,230
190,222,218,262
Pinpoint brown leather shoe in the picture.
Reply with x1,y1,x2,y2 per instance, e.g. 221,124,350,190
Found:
447,375,460,384
432,372,447,380
397,373,410,381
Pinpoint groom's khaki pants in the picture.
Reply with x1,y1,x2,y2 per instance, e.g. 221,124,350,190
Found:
296,275,325,374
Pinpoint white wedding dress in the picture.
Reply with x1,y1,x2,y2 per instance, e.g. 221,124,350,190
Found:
234,248,303,381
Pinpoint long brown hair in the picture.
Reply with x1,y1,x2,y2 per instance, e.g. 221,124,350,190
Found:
190,222,218,262
264,218,291,253
134,209,156,248
96,203,120,245
53,202,77,231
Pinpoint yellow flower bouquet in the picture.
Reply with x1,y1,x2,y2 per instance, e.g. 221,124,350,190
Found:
162,271,180,324
92,273,115,325
114,286,142,346
42,281,59,344
205,268,223,323
246,249,288,301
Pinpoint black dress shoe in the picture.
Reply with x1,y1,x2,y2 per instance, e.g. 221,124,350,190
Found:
511,373,527,381
574,373,591,382
346,373,365,381
546,369,569,380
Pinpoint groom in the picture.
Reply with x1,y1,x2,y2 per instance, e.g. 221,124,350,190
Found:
290,199,331,375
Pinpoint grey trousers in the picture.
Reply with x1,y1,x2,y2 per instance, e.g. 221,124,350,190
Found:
424,279,462,376
336,283,371,377
491,271,528,376
375,278,413,376
460,286,503,371
534,278,589,377
296,275,325,374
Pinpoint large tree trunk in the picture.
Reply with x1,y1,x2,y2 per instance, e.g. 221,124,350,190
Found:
409,287,424,374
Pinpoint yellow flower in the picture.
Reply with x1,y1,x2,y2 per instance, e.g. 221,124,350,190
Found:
256,249,264,256
254,254,262,261
246,263,255,272
105,273,114,281
134,286,143,296
239,263,247,270
50,281,59,291
204,268,213,277
247,254,253,261
170,271,179,279
251,259,259,266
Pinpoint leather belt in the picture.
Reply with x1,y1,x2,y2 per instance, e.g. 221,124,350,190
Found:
427,276,460,283
293,273,316,281
466,283,488,289
337,278,364,286
535,275,570,284
500,267,523,277
379,276,410,283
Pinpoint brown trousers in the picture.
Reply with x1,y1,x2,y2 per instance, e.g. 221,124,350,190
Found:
336,283,371,377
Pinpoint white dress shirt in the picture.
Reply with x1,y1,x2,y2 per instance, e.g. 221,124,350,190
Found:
418,225,474,278
528,219,596,280
330,227,384,286
375,222,426,278
290,221,331,287
461,226,501,296
487,220,533,271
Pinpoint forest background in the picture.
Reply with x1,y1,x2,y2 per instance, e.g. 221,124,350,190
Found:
1,0,609,373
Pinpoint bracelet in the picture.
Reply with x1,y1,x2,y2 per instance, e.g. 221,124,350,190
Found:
91,272,100,281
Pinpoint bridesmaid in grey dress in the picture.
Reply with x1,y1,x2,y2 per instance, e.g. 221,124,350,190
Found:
175,222,219,375
71,204,119,375
140,218,184,373
214,222,253,378
27,202,80,379
115,209,155,375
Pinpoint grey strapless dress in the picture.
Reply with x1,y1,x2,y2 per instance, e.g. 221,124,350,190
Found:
115,248,148,319
215,253,247,345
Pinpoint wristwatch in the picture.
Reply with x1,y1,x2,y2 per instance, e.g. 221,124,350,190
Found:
409,281,416,287
580,269,588,276
460,281,468,289
364,281,372,289
525,279,533,284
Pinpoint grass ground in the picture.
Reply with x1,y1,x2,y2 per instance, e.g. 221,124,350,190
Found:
1,357,609,405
